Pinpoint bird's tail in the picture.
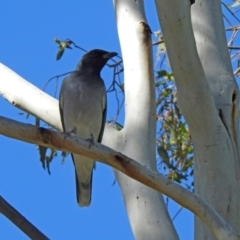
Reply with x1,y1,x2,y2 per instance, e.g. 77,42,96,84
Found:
71,154,94,207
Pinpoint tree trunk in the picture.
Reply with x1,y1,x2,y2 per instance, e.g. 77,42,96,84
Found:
155,0,240,239
191,1,240,239
111,0,179,239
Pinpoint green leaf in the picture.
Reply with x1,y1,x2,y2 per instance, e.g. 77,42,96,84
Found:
35,117,40,127
227,1,240,8
61,151,68,164
157,145,170,165
45,149,57,174
56,48,65,60
120,83,124,92
157,70,168,78
114,122,123,131
158,41,166,53
39,145,48,170
167,72,174,81
54,38,73,60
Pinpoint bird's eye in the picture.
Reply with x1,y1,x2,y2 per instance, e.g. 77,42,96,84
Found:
91,52,97,56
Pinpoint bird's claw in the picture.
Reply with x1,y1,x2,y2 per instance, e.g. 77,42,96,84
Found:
61,127,77,139
86,134,94,148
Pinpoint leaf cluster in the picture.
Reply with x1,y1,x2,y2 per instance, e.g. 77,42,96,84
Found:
155,69,193,190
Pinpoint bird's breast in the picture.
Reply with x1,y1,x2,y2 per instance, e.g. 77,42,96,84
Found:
62,79,105,139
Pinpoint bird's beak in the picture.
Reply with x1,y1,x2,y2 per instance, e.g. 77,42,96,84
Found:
103,52,118,59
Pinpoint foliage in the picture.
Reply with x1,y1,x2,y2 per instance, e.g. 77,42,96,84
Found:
155,69,193,190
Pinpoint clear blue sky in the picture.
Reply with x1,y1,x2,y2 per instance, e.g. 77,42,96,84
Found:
0,1,196,239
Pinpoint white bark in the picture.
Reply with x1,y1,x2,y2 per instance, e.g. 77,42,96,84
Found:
154,0,240,239
1,115,239,240
0,63,62,131
113,0,178,239
191,1,240,239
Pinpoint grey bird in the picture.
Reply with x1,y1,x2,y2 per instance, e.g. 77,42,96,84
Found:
59,49,117,207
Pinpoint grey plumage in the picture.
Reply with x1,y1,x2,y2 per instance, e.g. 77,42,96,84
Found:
59,49,117,207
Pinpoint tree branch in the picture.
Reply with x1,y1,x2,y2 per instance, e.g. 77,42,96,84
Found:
0,115,239,240
0,195,49,240
0,63,62,131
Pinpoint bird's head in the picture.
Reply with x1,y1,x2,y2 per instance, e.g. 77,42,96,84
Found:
76,49,118,74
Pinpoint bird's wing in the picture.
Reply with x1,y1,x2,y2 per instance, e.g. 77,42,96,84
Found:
59,93,65,132
97,92,107,143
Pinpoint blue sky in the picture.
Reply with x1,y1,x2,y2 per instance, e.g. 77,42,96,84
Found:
0,1,196,239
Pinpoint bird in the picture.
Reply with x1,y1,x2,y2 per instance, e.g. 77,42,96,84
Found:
59,49,117,207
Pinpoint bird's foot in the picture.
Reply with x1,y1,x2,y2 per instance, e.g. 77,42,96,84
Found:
86,134,94,149
61,127,77,139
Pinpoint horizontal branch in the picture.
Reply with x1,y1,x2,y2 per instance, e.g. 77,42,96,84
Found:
0,115,238,240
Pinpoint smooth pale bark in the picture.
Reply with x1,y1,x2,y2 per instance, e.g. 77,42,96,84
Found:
191,1,240,239
113,0,178,239
0,63,62,131
155,0,240,239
